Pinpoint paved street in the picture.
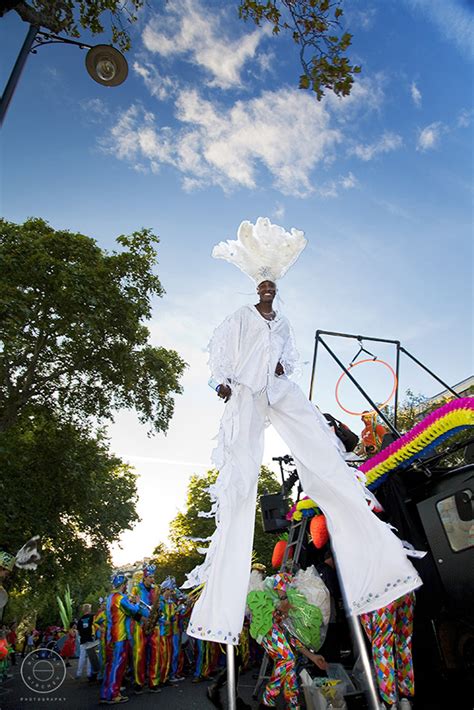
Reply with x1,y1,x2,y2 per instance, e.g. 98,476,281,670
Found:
0,657,265,710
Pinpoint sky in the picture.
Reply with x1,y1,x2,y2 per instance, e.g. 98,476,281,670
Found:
1,0,473,567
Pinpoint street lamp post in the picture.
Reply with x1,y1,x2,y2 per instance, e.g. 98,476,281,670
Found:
0,23,128,127
0,23,38,126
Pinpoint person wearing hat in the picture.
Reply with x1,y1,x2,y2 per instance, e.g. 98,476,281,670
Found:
100,573,149,705
360,411,388,456
184,218,422,659
129,564,160,694
157,576,176,687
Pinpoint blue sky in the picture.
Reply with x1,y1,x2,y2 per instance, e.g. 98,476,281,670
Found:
1,0,472,565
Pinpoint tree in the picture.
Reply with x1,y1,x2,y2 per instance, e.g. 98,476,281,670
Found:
383,387,474,467
152,466,282,585
1,1,361,101
0,0,144,51
239,0,361,99
0,218,186,434
0,408,138,623
383,388,429,434
1,2,361,100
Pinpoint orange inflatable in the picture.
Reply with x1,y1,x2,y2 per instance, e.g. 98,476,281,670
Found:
271,538,293,568
310,514,329,549
0,638,9,660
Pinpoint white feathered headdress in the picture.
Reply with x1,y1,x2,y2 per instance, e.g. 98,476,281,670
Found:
212,217,307,285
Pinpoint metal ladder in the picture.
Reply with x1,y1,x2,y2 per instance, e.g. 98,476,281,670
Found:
280,517,308,573
251,516,381,710
252,517,309,699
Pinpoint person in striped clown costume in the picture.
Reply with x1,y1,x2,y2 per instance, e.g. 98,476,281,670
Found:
100,574,149,706
247,572,328,710
157,576,176,686
130,564,160,694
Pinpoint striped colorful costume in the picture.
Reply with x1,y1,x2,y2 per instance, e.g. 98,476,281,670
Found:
158,596,174,684
205,640,222,677
131,579,160,689
240,623,250,670
170,600,182,678
174,599,190,676
360,592,415,706
261,624,299,709
93,607,106,680
100,590,147,702
193,638,206,679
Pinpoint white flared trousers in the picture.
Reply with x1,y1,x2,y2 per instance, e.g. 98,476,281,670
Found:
187,379,421,645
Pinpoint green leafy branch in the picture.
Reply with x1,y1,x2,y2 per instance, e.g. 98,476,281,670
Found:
239,0,361,99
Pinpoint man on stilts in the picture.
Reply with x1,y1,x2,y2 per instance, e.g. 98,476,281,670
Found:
183,217,422,708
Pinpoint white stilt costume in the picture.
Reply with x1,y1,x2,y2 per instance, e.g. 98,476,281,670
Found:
184,218,422,645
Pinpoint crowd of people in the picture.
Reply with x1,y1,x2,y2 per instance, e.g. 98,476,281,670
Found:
0,620,52,670
0,551,418,710
78,562,334,707
0,402,408,709
0,399,412,709
93,565,265,705
0,567,254,704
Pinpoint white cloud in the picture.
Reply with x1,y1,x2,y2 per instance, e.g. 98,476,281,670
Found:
416,121,445,151
457,109,472,128
80,98,110,123
102,76,385,197
340,172,358,189
104,88,346,196
373,198,414,221
349,132,403,161
273,203,285,220
324,75,385,118
142,0,266,89
403,0,474,58
133,61,174,101
256,51,275,75
346,7,377,30
410,81,422,107
105,105,173,165
317,172,358,198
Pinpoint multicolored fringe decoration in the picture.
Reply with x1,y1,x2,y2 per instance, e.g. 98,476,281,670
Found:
359,397,474,490
286,496,320,521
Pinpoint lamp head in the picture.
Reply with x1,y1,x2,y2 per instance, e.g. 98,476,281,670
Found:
85,45,128,87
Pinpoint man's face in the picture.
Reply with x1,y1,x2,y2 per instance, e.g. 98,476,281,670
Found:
163,589,172,600
143,575,153,589
257,280,277,303
0,568,10,581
